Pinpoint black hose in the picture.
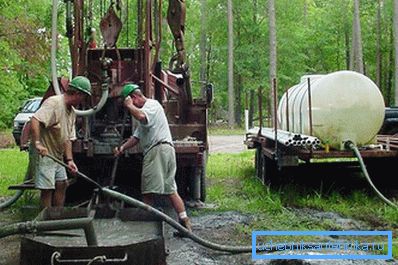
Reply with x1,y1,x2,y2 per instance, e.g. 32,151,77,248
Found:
0,190,24,211
102,188,253,253
0,218,98,246
345,141,398,208
45,154,255,253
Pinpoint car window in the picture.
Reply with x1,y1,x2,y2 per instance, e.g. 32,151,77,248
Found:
21,99,41,113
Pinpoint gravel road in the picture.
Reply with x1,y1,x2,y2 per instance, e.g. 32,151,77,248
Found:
209,135,247,154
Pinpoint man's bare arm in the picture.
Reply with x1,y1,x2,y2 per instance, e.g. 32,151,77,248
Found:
64,140,78,173
124,97,147,123
127,105,147,123
114,136,139,156
30,117,41,144
31,117,48,156
64,140,73,161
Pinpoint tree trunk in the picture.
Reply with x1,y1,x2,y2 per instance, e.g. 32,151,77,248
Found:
350,0,364,73
249,90,255,128
137,0,143,44
227,0,235,127
343,0,350,70
376,0,382,88
345,29,350,70
394,0,398,105
268,0,277,125
200,0,207,97
235,74,242,125
235,16,242,126
386,19,394,106
206,35,212,82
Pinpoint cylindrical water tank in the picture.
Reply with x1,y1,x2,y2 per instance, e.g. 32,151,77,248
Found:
278,71,385,150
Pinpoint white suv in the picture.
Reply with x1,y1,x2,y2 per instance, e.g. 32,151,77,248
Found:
12,97,42,146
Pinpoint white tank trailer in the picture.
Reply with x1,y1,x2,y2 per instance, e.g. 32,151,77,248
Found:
278,70,385,150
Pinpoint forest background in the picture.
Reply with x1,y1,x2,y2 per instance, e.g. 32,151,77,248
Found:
0,0,397,129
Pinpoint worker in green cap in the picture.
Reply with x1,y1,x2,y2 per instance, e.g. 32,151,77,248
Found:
114,83,192,232
31,76,92,209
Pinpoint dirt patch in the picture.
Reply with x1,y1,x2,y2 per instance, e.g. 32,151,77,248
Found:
0,209,22,265
0,131,15,149
166,210,396,265
166,211,255,265
288,208,369,231
0,235,20,265
209,135,246,154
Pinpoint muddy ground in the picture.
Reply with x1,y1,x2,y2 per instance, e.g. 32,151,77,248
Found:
1,136,396,264
166,210,396,265
2,209,395,265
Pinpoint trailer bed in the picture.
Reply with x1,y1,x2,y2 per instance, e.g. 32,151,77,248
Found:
245,128,398,183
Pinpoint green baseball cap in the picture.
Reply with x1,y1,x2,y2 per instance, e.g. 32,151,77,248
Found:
121,83,139,99
69,76,92,96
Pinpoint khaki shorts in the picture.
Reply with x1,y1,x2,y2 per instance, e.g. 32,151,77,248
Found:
35,156,68,190
141,144,177,195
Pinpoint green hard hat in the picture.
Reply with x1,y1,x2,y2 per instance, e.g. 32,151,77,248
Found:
121,83,139,99
69,76,92,96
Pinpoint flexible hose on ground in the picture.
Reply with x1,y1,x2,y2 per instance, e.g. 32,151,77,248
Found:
45,154,254,254
0,190,23,211
102,188,252,253
0,217,98,246
345,141,398,208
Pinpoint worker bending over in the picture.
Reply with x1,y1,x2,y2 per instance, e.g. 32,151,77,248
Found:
114,84,192,232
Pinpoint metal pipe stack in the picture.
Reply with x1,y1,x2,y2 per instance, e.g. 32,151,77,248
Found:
247,127,321,149
377,135,398,150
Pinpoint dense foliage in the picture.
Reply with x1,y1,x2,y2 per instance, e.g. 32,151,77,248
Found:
0,0,396,129
0,0,54,128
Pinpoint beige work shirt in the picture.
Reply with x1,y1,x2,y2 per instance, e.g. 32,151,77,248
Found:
33,95,76,159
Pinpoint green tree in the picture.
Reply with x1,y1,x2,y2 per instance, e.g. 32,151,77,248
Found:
0,0,52,128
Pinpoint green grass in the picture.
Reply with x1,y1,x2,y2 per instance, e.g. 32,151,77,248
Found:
1,148,397,257
206,151,398,257
0,148,28,196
